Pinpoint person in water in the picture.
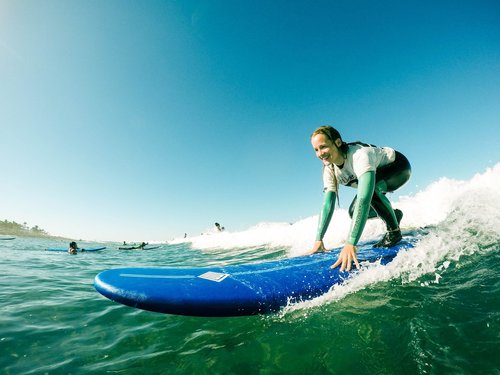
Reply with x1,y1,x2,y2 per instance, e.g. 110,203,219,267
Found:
215,222,225,232
68,241,78,254
309,125,411,271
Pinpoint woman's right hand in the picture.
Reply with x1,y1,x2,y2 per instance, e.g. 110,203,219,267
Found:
307,240,327,255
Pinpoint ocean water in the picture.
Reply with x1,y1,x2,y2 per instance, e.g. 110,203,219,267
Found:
1,165,499,374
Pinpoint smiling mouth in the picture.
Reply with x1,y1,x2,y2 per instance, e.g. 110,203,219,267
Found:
320,156,331,164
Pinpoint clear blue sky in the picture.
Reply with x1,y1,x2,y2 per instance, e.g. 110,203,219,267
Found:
1,0,498,241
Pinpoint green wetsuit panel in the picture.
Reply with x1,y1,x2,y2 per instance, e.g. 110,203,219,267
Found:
347,171,375,245
315,191,336,241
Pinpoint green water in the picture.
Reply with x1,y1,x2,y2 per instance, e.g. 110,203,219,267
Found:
1,232,498,374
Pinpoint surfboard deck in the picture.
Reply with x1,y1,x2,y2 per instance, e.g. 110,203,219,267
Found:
46,246,106,252
94,240,414,317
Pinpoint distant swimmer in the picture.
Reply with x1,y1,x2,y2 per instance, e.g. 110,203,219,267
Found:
68,241,78,254
308,125,411,271
139,242,148,249
215,222,225,232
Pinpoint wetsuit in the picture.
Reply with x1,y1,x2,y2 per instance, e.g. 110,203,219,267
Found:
315,142,411,246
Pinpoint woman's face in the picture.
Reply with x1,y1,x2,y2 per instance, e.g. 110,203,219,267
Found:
311,133,344,166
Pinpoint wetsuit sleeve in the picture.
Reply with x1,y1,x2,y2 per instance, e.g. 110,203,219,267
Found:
315,190,336,241
347,171,375,245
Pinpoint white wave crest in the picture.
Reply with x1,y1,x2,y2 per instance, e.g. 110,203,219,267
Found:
172,164,500,257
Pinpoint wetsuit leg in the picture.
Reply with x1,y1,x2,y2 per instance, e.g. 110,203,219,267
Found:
349,151,411,226
349,189,399,229
375,151,411,192
349,197,378,219
370,187,399,230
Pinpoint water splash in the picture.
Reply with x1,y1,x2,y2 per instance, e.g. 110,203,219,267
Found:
172,163,500,254
167,164,500,316
280,164,500,315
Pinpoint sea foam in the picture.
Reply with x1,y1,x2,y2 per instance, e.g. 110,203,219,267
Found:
281,163,500,314
174,163,500,257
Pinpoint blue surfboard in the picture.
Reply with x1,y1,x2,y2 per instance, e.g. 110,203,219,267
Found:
0,237,15,240
46,246,106,252
94,241,414,317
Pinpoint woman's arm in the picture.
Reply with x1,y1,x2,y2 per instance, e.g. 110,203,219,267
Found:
308,190,336,254
346,171,375,245
331,171,375,271
316,190,336,241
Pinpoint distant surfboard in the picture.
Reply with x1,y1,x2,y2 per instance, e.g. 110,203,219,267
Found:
94,240,415,317
0,237,15,240
46,247,106,252
118,245,161,250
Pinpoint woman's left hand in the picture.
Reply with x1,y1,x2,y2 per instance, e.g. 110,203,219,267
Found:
330,244,360,272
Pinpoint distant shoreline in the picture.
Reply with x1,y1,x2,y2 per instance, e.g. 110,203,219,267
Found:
0,231,71,241
0,219,70,241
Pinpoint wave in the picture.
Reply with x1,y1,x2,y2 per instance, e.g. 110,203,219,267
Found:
172,163,500,256
280,163,500,315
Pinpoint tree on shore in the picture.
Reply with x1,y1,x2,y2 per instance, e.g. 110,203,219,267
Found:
0,219,50,237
